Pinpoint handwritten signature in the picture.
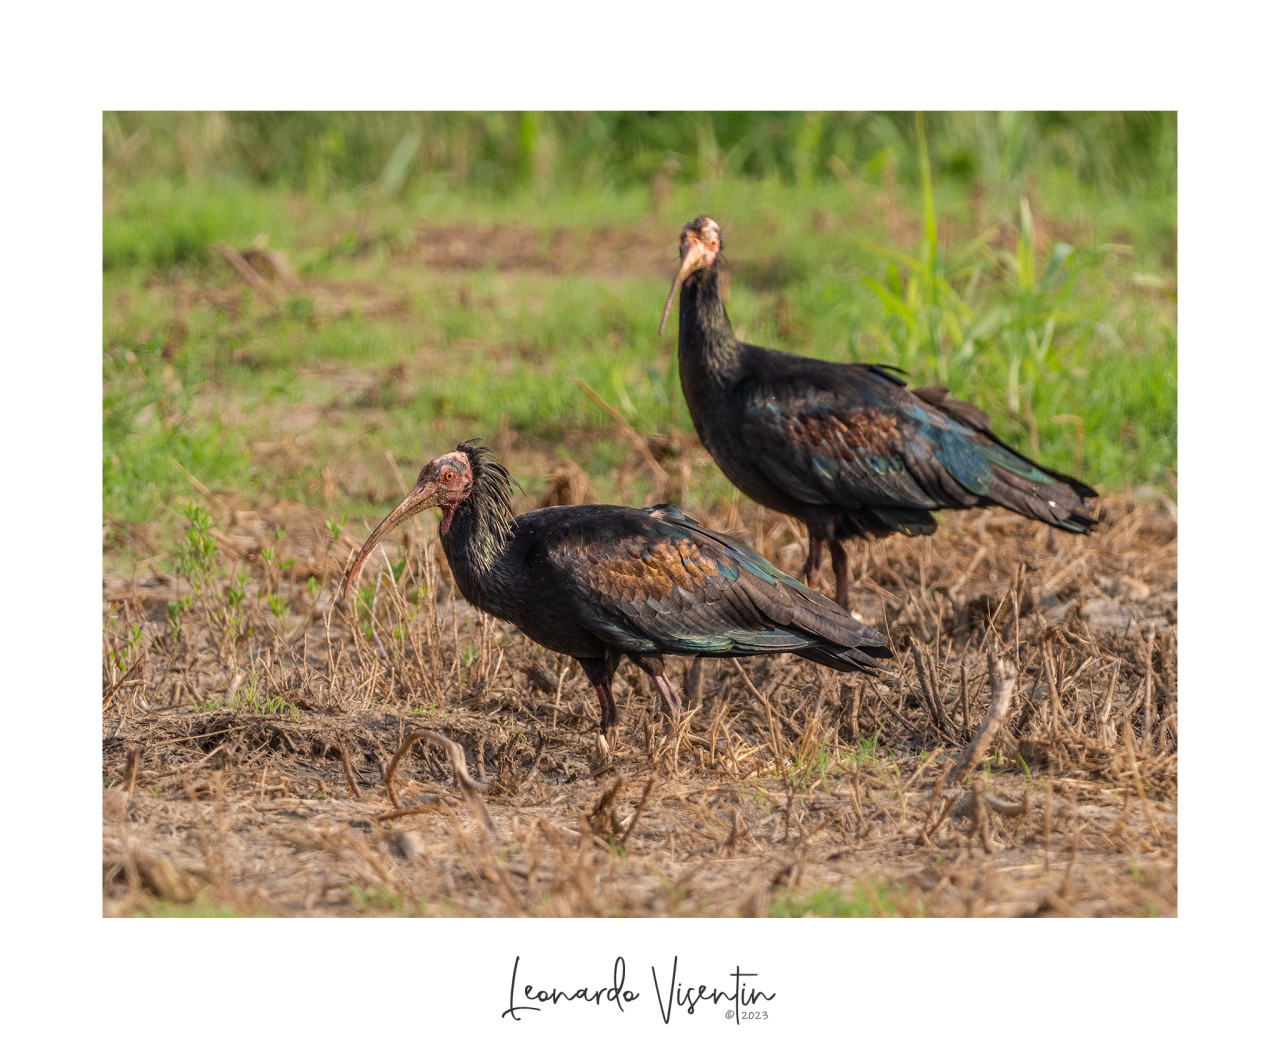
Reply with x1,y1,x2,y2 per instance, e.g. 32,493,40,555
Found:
502,956,776,1023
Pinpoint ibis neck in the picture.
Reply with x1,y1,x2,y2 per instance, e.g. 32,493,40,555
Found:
440,487,517,601
678,264,743,416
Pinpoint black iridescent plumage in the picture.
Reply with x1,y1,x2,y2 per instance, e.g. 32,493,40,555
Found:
663,216,1098,608
342,443,891,747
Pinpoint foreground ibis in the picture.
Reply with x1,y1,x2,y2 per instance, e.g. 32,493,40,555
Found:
660,216,1098,609
341,442,891,748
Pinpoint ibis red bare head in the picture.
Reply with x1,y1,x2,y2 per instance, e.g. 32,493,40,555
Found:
340,449,475,599
659,215,721,336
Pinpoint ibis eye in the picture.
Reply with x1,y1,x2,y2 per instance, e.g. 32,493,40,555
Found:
444,470,455,481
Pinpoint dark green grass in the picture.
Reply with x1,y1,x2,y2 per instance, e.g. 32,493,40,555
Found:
104,114,1175,563
104,112,1175,206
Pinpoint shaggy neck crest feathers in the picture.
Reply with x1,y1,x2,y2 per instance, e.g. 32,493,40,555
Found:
450,440,518,573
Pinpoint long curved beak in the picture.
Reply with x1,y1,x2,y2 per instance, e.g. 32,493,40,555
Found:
340,483,439,600
658,239,710,336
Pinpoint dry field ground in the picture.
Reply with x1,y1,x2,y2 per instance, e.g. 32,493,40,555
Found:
102,469,1176,917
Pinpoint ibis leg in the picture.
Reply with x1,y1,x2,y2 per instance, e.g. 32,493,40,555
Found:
802,535,823,588
649,673,683,737
828,538,850,610
631,654,682,737
578,656,621,749
683,656,705,706
593,684,619,746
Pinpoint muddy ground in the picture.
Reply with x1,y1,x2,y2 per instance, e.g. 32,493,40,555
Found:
102,482,1176,917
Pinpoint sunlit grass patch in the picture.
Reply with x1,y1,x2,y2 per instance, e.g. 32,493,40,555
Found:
768,882,924,918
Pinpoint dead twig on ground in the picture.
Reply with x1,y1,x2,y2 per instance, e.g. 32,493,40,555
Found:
384,729,496,839
919,657,1017,843
385,729,489,809
945,657,1018,789
102,655,146,712
339,745,362,798
214,243,278,303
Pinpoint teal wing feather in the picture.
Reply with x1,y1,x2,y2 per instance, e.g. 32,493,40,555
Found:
737,365,1096,533
528,505,889,666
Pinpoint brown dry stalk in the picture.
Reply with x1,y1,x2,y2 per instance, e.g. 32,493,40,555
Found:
847,772,867,838
375,804,444,823
1043,644,1065,737
587,775,626,836
971,775,993,853
947,658,1018,789
573,378,670,499
214,243,277,301
384,449,410,495
384,729,489,810
1122,718,1164,845
168,457,219,506
902,747,942,793
918,657,1018,842
522,730,548,783
102,654,146,712
338,745,362,798
1098,661,1121,747
1141,632,1156,751
720,807,744,852
180,778,228,891
1044,778,1054,872
731,659,785,776
911,641,960,742
122,745,141,798
619,776,657,847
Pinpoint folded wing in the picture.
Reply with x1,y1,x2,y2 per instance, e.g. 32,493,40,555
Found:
530,505,890,672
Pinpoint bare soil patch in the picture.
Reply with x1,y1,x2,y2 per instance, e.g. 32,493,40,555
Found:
410,223,673,280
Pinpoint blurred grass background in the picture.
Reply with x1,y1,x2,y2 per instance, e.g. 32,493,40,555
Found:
103,111,1176,562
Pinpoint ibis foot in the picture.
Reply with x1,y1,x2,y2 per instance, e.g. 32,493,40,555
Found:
591,731,615,773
